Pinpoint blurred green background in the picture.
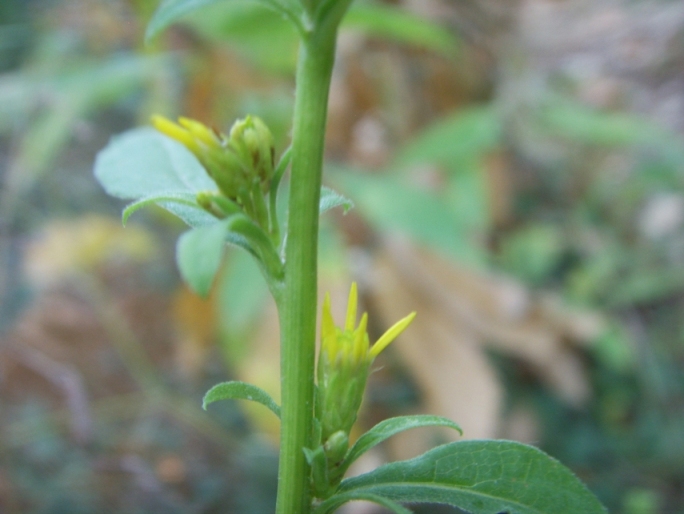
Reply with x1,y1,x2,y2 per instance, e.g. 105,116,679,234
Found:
1,0,684,512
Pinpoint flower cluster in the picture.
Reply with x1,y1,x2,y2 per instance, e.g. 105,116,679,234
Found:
152,115,275,231
316,282,416,442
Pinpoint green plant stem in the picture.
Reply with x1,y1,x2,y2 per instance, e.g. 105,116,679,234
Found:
276,24,339,514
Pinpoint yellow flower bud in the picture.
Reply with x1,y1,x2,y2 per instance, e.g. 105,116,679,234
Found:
151,115,277,229
316,283,416,442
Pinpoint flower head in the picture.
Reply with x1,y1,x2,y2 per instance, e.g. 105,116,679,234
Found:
151,114,274,202
316,282,415,441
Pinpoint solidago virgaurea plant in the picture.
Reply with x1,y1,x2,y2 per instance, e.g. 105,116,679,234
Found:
94,0,608,512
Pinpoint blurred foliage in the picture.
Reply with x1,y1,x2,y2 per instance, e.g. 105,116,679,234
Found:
2,0,684,513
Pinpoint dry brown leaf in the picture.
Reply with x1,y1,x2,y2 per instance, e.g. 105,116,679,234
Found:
368,248,502,446
363,236,603,451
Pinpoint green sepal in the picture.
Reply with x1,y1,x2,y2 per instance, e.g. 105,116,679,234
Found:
203,380,281,419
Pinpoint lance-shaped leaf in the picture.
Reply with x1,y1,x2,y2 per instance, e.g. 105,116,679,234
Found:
320,440,606,514
203,380,281,419
338,415,462,478
122,191,199,226
343,3,459,58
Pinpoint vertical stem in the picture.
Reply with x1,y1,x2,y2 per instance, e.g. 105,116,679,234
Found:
276,27,338,514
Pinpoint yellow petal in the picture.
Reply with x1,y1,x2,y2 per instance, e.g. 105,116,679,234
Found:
321,293,336,350
152,114,197,151
369,311,416,359
345,282,358,332
178,117,220,148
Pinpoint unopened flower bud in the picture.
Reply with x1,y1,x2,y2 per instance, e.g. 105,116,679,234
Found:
151,114,275,203
227,115,275,191
316,283,416,442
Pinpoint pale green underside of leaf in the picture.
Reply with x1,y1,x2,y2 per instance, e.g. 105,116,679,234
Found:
203,380,281,419
340,415,462,478
322,440,606,514
95,127,216,199
95,128,221,227
320,186,354,215
122,192,199,225
159,201,219,228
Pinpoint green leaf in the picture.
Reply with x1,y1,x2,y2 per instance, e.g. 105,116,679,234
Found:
146,0,304,46
122,192,199,225
328,440,607,514
95,127,216,199
339,415,462,478
395,106,501,168
146,0,224,42
162,203,219,228
320,186,354,215
314,491,412,514
335,171,486,265
343,3,458,58
176,221,230,296
182,1,300,73
203,380,281,419
95,128,219,227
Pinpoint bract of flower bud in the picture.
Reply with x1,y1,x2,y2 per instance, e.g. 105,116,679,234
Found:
316,283,416,442
227,115,275,191
323,430,349,466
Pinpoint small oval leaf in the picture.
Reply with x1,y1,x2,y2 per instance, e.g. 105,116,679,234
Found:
334,440,607,514
176,221,230,297
203,380,281,419
339,415,462,478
